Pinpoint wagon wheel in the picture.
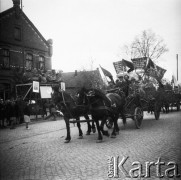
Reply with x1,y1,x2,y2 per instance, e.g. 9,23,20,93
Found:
154,103,160,120
134,107,143,129
105,117,113,129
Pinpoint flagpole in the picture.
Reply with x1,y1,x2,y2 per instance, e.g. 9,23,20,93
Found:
176,54,178,81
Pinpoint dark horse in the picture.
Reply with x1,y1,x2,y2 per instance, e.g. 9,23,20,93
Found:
77,87,126,142
51,86,95,143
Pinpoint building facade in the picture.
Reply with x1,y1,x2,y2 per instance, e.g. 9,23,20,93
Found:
0,0,53,100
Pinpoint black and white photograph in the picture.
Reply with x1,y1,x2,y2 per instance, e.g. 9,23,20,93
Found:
0,0,181,179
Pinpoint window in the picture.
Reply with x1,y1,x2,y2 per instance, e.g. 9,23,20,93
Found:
25,53,33,70
38,56,45,70
0,49,10,68
14,27,21,41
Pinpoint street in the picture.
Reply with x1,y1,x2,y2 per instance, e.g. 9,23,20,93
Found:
0,111,181,180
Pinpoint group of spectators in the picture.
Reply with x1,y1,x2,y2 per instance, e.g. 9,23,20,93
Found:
0,98,30,129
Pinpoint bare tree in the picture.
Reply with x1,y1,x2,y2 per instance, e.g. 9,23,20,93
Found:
123,29,168,61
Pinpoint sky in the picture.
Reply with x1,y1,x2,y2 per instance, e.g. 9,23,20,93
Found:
1,0,181,83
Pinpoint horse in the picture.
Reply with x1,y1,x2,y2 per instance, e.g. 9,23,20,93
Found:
77,87,126,142
75,91,96,135
51,86,95,143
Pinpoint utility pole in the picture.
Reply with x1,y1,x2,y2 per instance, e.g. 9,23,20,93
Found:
176,54,178,81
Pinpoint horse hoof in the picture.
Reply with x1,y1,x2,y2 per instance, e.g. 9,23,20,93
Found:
78,136,83,139
110,134,116,138
96,139,102,143
86,131,91,135
102,131,109,137
64,139,71,143
92,128,96,133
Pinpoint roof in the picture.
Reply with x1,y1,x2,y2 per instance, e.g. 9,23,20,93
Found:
61,69,103,88
0,6,49,48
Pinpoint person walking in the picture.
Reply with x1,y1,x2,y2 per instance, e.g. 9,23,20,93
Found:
24,101,31,130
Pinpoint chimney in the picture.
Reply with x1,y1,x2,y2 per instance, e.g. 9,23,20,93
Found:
12,0,20,7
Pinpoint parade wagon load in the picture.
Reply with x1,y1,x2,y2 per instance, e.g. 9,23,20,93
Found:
15,69,64,120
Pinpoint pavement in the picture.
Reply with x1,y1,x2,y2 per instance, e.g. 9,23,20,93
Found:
0,111,181,180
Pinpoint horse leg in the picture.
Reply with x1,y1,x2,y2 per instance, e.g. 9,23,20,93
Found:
84,115,91,135
120,109,127,129
64,117,71,143
91,120,96,133
95,119,103,143
113,114,120,135
86,121,92,135
100,117,109,137
76,118,83,139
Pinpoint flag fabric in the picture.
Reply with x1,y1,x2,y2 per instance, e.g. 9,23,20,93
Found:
131,57,147,69
100,65,114,82
122,59,135,73
155,65,166,80
113,61,126,74
146,58,155,69
145,58,166,80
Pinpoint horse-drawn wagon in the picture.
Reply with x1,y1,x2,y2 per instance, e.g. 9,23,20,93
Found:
139,85,161,120
105,87,143,129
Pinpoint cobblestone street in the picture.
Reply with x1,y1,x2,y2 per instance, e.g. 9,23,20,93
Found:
0,111,181,180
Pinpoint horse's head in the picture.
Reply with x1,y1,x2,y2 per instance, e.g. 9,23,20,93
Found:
76,87,90,105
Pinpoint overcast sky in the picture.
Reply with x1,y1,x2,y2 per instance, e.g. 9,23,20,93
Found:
1,0,181,82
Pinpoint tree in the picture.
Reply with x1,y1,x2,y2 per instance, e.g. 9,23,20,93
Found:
123,29,168,62
80,59,107,89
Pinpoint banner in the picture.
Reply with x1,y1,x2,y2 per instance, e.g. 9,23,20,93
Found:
113,61,126,74
131,57,147,69
40,86,52,98
60,82,65,91
32,81,39,93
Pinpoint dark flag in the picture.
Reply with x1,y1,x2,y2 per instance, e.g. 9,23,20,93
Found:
122,59,135,73
155,65,166,80
146,58,155,69
100,65,114,82
145,58,166,80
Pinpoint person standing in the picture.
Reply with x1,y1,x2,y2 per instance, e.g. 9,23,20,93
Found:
0,99,5,128
24,101,31,129
10,100,16,129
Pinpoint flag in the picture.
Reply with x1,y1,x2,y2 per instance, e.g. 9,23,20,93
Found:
146,58,155,69
122,59,134,73
113,61,126,74
100,65,114,82
145,59,166,80
155,65,166,80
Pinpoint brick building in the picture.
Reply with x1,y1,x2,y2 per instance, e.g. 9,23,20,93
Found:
0,0,53,100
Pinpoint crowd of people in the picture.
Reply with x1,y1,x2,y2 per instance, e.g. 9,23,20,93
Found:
0,97,61,130
0,98,30,130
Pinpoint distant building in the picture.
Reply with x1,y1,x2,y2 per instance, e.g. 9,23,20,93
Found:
61,69,105,96
0,0,53,100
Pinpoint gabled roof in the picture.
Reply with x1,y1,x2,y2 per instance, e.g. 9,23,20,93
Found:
0,6,49,48
62,69,102,88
